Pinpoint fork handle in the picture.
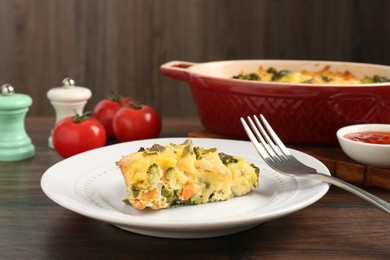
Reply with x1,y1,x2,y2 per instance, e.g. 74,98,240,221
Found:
310,173,390,215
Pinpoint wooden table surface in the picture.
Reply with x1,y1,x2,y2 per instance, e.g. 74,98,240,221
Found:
1,117,390,259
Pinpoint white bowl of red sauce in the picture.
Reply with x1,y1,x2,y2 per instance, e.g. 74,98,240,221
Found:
337,124,390,168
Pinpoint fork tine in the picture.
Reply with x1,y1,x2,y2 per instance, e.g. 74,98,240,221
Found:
242,117,281,164
240,117,270,160
252,115,285,161
246,117,279,159
246,117,268,148
259,114,292,157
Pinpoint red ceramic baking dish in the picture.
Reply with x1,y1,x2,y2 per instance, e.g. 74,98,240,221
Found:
160,60,390,144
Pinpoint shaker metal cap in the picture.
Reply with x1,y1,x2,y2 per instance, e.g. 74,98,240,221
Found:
1,84,15,95
0,84,33,110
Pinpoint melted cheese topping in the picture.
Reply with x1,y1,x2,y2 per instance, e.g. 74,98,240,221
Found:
233,65,389,84
116,140,259,210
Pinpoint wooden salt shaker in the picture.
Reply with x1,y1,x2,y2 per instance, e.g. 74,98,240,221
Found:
47,78,92,148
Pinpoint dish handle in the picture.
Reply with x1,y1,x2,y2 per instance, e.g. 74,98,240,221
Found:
160,61,196,82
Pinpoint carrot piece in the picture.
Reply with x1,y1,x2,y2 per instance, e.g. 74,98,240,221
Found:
130,200,146,210
140,189,157,200
343,70,353,80
181,182,194,200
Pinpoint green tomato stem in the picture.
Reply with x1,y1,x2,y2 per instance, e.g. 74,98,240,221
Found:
108,91,124,102
129,100,142,110
72,111,92,123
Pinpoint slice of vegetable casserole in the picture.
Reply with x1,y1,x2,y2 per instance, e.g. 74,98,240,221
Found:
116,139,259,210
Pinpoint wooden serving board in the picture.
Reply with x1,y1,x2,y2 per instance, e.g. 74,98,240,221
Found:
188,130,390,191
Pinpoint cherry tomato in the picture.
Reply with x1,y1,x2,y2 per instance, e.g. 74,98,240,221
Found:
93,93,131,138
53,113,107,158
113,101,162,142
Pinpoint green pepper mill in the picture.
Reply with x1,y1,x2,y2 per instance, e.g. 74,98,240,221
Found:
0,84,35,161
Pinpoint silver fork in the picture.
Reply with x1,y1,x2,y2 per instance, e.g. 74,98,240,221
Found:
241,114,390,215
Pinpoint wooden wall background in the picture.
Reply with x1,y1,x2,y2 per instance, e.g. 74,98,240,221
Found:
0,0,389,117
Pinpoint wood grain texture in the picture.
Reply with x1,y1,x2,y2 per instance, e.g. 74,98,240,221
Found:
0,0,389,117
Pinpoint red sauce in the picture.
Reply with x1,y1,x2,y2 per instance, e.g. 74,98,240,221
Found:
344,131,390,145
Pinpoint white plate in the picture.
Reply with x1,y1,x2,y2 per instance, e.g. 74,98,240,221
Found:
41,138,330,239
